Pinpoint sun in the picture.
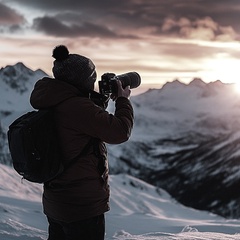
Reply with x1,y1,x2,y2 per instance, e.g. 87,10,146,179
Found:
203,57,240,91
233,82,240,93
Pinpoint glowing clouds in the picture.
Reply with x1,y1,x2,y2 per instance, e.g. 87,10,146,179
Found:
161,16,239,42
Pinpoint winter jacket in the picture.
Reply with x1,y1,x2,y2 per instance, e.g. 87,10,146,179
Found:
30,77,134,222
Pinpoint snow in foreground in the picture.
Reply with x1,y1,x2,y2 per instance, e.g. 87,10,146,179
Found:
0,164,240,240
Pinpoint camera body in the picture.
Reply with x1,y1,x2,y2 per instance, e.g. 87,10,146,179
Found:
98,72,141,95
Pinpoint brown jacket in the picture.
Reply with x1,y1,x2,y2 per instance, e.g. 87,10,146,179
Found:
30,77,134,222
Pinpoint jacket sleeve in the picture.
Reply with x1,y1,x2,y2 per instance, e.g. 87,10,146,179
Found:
63,97,134,144
113,97,134,143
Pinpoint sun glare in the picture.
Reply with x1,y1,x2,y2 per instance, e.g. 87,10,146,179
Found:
233,83,240,94
203,57,240,86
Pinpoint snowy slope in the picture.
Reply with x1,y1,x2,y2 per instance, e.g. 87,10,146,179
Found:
0,163,240,240
107,79,240,218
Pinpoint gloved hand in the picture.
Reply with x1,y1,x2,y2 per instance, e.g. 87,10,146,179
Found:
111,80,131,101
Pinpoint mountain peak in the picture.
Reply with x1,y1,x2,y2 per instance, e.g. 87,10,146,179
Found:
208,80,225,88
0,62,47,95
162,79,186,90
1,62,32,77
15,62,27,68
189,78,206,87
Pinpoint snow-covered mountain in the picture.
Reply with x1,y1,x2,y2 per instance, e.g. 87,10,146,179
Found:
0,163,240,240
1,63,240,220
108,78,240,219
0,63,47,164
0,62,47,115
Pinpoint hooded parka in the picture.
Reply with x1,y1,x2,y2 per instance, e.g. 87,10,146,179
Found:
30,77,134,222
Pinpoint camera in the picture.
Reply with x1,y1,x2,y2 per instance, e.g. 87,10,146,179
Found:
98,72,141,95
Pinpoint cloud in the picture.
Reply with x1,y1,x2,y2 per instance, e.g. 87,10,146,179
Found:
161,16,239,41
4,0,128,11
32,15,140,39
0,2,25,25
2,0,240,41
217,26,238,41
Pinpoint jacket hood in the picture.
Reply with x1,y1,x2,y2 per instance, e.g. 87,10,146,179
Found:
30,77,85,109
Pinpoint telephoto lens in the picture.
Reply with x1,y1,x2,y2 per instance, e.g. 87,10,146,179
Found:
115,72,141,89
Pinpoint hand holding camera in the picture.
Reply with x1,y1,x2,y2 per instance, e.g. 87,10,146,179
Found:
110,81,131,101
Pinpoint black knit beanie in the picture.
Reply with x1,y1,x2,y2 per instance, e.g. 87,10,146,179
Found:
52,45,96,91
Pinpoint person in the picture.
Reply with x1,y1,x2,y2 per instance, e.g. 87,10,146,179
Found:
30,45,134,240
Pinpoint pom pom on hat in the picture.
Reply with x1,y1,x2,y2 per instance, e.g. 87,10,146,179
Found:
52,45,96,91
52,45,69,61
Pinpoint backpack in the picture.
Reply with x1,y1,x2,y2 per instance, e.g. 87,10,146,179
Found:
7,110,64,183
7,109,93,183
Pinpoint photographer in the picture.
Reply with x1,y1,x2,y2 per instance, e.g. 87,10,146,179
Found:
30,45,134,240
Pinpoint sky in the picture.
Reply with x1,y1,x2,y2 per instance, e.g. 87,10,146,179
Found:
0,0,240,92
